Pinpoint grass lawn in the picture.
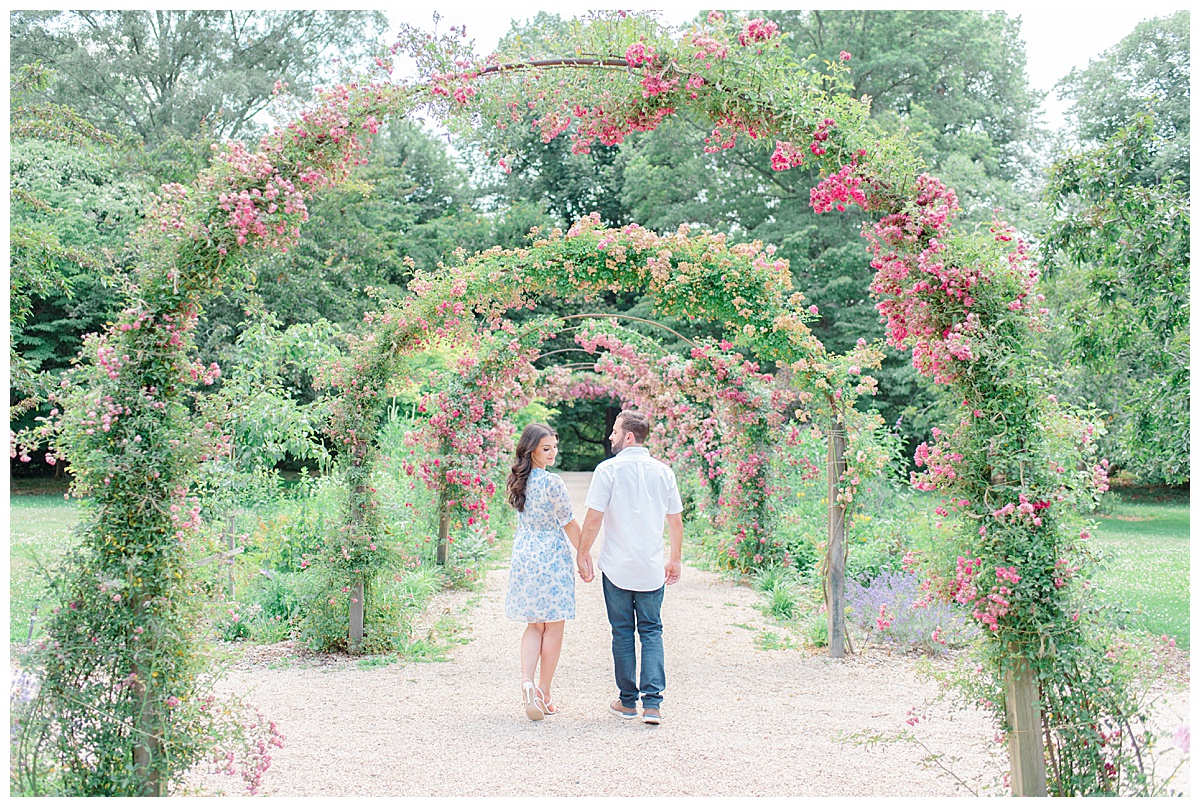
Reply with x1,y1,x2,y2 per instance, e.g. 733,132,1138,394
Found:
9,492,81,644
1090,494,1191,649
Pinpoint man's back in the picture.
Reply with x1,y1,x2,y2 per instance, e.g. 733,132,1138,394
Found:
585,446,683,591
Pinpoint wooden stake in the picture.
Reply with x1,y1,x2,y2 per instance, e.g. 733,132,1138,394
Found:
826,423,848,659
226,512,237,600
349,581,365,654
436,509,450,565
1005,652,1047,796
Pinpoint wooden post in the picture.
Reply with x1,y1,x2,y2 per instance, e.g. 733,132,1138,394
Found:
1005,653,1047,796
436,509,450,565
826,423,848,659
348,581,365,653
26,605,38,645
131,598,165,795
225,512,237,600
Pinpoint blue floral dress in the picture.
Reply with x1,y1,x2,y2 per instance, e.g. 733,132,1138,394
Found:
505,468,576,622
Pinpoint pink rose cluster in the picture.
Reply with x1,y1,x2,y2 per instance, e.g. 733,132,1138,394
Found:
809,117,837,156
428,69,480,106
809,152,871,213
770,140,805,171
737,18,780,46
861,174,992,384
933,556,1019,632
624,42,660,68
911,430,964,491
703,114,762,154
991,493,1052,528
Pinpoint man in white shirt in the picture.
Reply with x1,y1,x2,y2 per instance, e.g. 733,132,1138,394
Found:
577,410,684,725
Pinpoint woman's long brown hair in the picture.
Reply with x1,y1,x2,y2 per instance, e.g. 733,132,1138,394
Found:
507,423,556,512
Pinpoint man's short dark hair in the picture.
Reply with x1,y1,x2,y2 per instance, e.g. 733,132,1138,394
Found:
618,410,651,444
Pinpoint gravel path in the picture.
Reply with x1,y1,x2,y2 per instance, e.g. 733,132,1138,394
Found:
186,472,1190,797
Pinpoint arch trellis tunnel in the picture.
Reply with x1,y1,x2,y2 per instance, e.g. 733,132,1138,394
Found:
17,12,1124,797
324,217,879,659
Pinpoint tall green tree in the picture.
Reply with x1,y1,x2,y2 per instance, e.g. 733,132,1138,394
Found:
10,10,388,147
9,64,133,438
1056,10,1189,185
1041,14,1190,484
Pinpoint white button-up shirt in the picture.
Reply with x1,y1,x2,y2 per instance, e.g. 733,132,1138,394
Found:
585,446,684,592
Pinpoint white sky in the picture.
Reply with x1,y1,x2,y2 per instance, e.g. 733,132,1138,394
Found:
385,2,1193,131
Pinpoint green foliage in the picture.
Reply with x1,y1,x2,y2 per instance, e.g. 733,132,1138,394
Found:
8,65,141,431
192,315,342,513
756,568,800,621
1041,13,1189,485
1043,113,1189,483
1041,14,1190,485
766,420,912,582
1056,11,1190,185
10,10,388,146
802,611,829,648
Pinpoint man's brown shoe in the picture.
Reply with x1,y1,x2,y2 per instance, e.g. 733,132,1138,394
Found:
642,707,662,725
609,700,637,719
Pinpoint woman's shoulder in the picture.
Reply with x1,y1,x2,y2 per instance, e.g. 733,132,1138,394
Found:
529,468,567,490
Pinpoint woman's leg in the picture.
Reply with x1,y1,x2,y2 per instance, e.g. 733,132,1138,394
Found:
521,622,545,685
536,621,566,702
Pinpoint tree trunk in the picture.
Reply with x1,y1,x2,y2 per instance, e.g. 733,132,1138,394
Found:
826,423,848,658
1005,652,1048,796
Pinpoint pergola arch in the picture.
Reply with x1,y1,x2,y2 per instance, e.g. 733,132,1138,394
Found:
322,218,825,603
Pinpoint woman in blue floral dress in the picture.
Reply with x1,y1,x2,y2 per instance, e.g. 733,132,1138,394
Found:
505,423,581,721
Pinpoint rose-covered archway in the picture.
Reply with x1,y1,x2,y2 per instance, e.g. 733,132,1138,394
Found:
14,10,1128,797
315,216,838,644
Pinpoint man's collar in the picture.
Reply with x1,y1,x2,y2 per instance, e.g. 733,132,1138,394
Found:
618,445,650,455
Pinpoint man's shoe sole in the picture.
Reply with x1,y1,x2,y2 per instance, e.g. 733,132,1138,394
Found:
642,711,662,724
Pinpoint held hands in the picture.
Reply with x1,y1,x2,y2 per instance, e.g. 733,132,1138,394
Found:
576,551,595,583
664,558,682,586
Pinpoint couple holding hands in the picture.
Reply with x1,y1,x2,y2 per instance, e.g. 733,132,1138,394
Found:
503,410,684,724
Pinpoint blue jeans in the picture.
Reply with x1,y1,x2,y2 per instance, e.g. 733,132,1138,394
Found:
601,574,665,709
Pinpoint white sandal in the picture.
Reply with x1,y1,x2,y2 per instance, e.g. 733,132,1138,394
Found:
536,686,558,716
522,681,544,721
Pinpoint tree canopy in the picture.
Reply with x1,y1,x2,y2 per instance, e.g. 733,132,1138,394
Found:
1041,12,1191,485
1057,10,1190,185
10,10,388,147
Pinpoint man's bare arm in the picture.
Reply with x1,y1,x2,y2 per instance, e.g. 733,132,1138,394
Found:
664,512,683,585
577,508,604,583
